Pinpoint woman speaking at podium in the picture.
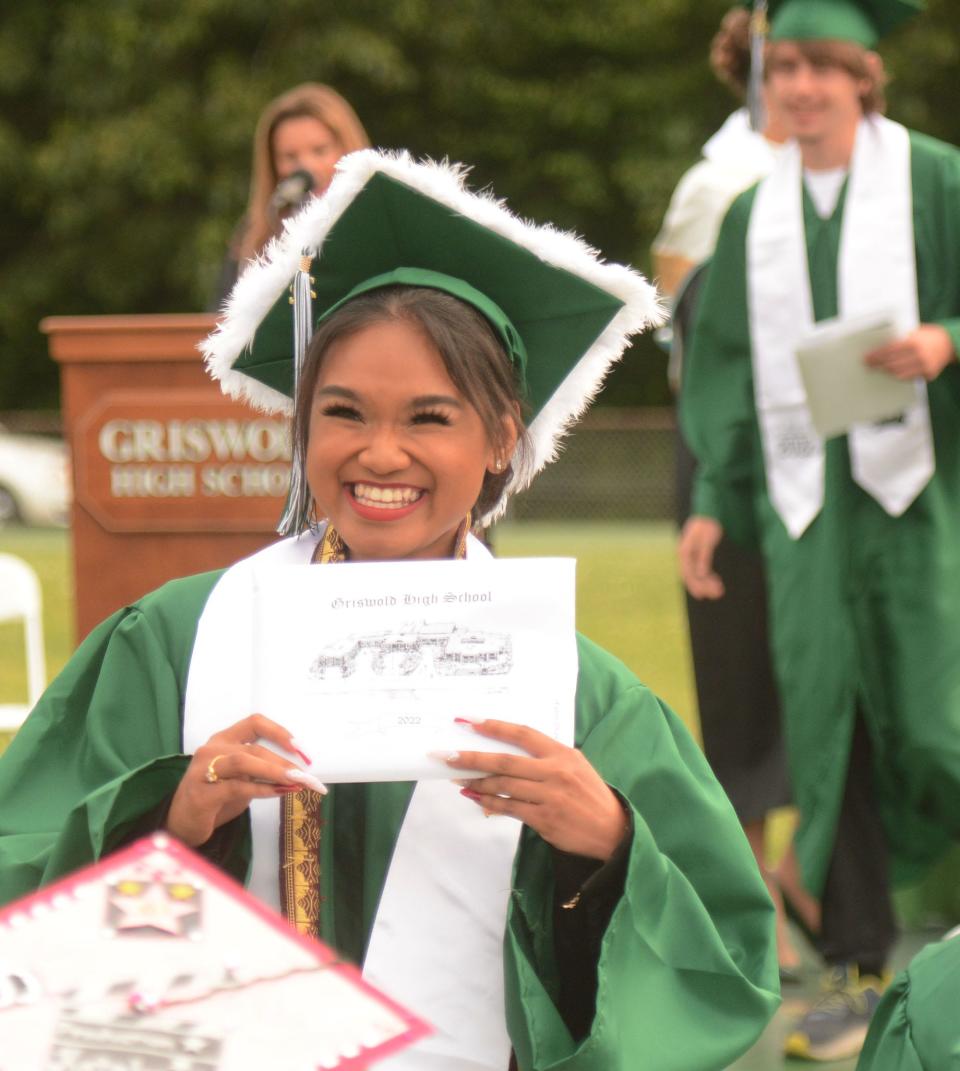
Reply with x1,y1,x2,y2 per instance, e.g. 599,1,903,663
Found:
212,82,370,305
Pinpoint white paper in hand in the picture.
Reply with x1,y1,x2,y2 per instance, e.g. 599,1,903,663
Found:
250,557,578,783
795,312,917,439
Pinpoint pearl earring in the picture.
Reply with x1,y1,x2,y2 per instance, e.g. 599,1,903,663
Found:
494,458,503,472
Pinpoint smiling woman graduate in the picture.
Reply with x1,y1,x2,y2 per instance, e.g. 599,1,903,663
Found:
0,150,779,1070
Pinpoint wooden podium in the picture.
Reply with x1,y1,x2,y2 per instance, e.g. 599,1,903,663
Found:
42,314,290,640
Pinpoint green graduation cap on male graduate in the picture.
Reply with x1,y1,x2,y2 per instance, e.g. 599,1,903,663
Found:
767,0,923,47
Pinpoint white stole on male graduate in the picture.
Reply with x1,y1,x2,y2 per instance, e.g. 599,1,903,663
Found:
747,115,934,538
183,533,519,1071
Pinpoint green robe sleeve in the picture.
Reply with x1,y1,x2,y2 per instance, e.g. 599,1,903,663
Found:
910,131,960,363
855,972,922,1071
680,190,761,547
856,935,960,1071
0,571,244,905
505,635,779,1071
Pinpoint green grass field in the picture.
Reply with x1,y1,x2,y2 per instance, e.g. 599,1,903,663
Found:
0,528,75,703
496,520,698,733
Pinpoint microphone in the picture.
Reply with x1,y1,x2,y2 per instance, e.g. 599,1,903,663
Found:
269,169,314,220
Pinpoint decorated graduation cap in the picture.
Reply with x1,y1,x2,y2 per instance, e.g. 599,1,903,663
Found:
767,0,923,47
203,149,662,531
0,834,428,1067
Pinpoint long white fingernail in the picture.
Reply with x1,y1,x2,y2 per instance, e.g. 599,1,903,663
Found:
286,768,328,794
427,750,460,763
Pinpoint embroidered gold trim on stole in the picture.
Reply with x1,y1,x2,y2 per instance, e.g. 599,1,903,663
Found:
279,525,346,936
280,789,323,935
316,524,347,565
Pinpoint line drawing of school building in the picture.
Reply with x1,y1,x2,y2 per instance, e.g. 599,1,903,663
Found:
309,622,513,679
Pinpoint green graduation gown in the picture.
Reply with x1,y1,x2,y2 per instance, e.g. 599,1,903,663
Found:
0,564,778,1070
856,935,960,1070
682,129,960,893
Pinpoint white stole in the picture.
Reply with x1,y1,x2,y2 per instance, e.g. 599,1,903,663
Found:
747,115,934,538
183,534,519,1071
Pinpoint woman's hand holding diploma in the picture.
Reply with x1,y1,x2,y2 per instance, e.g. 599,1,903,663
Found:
446,719,627,861
166,714,326,848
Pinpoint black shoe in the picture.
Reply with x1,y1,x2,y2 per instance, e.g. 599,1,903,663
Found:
784,965,886,1061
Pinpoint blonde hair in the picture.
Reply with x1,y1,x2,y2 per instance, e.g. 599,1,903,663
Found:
235,83,370,263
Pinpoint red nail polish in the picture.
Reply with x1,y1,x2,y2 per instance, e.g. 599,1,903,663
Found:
291,746,313,767
274,784,300,793
454,717,475,725
460,787,482,802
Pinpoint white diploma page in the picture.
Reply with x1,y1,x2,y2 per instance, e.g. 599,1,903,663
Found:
251,557,578,782
795,312,916,439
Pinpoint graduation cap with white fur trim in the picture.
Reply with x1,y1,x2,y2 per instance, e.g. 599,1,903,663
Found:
202,149,663,531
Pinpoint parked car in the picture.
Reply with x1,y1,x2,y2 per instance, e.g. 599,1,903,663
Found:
0,422,71,527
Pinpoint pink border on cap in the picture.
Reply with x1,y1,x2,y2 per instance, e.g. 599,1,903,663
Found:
0,833,432,1067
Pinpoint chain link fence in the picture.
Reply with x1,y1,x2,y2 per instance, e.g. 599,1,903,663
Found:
505,408,677,523
3,408,680,524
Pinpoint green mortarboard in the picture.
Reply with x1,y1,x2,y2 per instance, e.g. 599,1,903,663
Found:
768,0,923,47
203,149,662,526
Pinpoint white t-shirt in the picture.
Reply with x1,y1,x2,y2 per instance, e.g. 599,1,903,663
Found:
803,166,848,219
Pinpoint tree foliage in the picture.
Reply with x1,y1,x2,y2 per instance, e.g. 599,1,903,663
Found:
1,0,956,410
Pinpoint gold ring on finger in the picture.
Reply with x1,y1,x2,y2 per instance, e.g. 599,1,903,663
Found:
204,754,228,784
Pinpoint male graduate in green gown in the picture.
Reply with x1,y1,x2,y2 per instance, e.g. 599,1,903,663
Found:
678,0,960,1061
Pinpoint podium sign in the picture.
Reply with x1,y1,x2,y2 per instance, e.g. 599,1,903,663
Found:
75,391,291,532
43,314,291,640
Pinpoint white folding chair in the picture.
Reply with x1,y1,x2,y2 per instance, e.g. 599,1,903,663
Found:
0,553,47,731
